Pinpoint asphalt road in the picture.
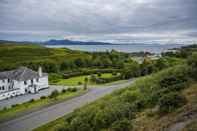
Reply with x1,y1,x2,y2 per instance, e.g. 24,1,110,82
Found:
0,86,69,109
0,80,134,131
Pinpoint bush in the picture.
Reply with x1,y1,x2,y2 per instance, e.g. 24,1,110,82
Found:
112,72,117,76
67,87,78,92
28,99,35,103
11,104,19,108
62,89,67,93
97,73,102,77
187,52,197,79
158,92,187,114
90,74,96,82
40,96,46,99
2,107,7,111
49,90,59,99
78,81,82,85
111,118,132,131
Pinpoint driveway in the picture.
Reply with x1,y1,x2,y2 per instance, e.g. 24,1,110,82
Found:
0,85,69,109
0,80,133,131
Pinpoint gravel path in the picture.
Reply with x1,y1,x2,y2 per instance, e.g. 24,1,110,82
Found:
0,80,133,131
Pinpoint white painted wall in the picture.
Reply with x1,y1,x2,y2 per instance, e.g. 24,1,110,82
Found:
0,76,49,101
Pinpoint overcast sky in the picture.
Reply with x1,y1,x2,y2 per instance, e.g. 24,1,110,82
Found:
0,0,197,43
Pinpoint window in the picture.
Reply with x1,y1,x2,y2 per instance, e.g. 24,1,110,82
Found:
2,86,4,90
2,79,5,83
8,79,10,83
24,81,27,85
36,78,39,82
31,79,34,84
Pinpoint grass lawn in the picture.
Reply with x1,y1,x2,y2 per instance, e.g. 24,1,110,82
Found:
55,73,115,86
0,89,86,122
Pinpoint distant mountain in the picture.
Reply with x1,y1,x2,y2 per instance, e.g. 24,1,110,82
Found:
0,39,113,45
43,39,113,45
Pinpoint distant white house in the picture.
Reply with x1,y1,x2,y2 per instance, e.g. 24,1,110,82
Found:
0,67,48,100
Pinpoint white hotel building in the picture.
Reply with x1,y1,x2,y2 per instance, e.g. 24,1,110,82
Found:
0,67,48,100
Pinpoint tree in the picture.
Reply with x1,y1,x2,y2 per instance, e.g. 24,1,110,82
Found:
49,90,59,99
140,57,154,76
121,62,140,79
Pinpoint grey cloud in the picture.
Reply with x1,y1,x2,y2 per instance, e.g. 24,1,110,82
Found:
0,0,197,41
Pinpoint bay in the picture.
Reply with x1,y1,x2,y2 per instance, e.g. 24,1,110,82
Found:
46,44,184,54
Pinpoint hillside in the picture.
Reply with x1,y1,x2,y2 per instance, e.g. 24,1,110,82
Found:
0,42,133,74
0,43,91,71
34,45,197,131
44,39,113,45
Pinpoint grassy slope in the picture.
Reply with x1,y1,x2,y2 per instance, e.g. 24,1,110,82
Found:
34,65,186,131
0,43,90,70
132,83,197,131
37,83,197,131
35,64,197,131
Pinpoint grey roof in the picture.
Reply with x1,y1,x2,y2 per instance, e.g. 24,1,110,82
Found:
0,67,47,81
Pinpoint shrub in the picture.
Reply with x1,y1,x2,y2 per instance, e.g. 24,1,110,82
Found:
111,118,132,131
158,92,187,114
90,74,96,82
97,73,102,77
28,99,35,103
40,96,46,99
11,104,19,108
112,72,117,76
120,91,137,103
187,52,197,79
2,107,7,111
78,81,82,85
62,89,67,93
67,87,78,92
49,90,59,99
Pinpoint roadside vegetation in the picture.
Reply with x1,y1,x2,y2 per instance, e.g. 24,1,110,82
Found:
0,88,86,122
34,44,197,131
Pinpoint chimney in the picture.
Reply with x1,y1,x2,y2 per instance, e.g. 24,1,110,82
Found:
38,66,43,77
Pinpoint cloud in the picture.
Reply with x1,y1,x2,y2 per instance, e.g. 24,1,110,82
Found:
0,0,197,42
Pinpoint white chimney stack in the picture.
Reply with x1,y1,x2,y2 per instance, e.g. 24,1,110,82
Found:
38,66,42,77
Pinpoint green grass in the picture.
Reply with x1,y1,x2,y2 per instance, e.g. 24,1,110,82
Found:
0,43,91,71
34,116,66,131
34,64,189,131
0,89,86,122
54,73,114,86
